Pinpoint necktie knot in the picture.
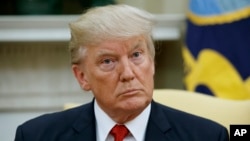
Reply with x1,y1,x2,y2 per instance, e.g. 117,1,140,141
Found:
110,124,129,141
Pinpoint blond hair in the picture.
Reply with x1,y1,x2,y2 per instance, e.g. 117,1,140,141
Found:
69,4,155,64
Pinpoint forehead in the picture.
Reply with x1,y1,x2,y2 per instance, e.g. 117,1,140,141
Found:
90,36,147,55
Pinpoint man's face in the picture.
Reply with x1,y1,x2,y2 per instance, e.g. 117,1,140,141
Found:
73,36,155,118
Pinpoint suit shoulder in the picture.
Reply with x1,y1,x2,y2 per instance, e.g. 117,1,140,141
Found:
15,102,95,141
150,102,229,140
19,102,92,132
154,102,227,130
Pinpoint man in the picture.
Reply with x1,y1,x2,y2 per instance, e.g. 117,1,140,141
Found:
14,4,229,141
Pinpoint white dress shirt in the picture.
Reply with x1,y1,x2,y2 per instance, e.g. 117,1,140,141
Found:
94,100,151,141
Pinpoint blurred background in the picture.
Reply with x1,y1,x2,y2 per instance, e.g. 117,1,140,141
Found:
0,1,187,140
1,0,250,140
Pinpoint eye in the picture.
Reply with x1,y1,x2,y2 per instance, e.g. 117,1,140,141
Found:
102,59,113,64
131,50,144,65
99,58,116,71
132,52,141,58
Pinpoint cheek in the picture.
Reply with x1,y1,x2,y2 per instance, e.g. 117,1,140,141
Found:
91,74,119,107
88,70,118,94
144,61,155,87
148,63,155,76
143,60,155,78
133,62,154,93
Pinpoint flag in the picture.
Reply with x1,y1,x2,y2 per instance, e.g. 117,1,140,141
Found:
183,0,250,99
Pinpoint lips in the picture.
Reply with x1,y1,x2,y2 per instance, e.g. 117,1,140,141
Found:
120,89,140,96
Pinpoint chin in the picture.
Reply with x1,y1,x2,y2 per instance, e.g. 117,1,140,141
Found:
122,97,151,111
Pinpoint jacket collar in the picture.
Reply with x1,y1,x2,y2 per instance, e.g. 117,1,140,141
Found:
145,100,172,141
71,100,96,141
68,100,173,141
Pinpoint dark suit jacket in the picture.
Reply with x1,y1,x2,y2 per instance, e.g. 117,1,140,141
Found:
14,100,229,141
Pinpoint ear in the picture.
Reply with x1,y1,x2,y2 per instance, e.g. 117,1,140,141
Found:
72,64,91,91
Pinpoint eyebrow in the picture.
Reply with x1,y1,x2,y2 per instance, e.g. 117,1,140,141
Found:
96,40,146,57
96,49,116,58
131,40,147,53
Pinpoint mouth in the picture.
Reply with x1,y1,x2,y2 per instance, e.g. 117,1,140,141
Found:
120,89,141,96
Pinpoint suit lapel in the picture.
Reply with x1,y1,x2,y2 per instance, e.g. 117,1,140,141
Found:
145,101,172,141
69,100,97,141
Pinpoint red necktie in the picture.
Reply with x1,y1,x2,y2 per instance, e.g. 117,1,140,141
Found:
110,124,129,141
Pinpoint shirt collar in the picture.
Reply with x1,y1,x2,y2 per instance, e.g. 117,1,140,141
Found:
125,103,151,141
94,100,151,141
94,100,116,141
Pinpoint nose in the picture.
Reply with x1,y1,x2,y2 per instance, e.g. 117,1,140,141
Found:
119,58,135,82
